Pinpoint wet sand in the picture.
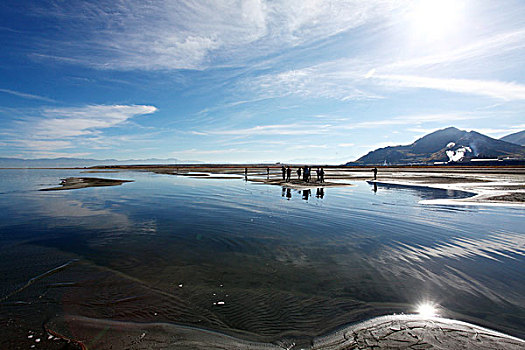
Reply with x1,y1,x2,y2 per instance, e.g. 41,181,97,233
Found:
40,177,134,191
41,314,525,349
87,165,525,205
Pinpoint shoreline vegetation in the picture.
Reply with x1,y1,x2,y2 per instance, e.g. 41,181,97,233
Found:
37,165,524,206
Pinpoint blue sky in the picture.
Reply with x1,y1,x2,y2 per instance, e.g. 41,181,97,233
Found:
0,0,524,163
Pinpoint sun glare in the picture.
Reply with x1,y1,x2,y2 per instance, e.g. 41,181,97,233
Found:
409,0,465,41
416,302,439,317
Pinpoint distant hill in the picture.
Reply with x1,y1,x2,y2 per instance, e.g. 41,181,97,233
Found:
0,157,199,168
500,130,525,146
348,127,525,165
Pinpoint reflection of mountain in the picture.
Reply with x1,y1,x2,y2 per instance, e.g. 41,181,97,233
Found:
500,130,525,146
349,127,525,165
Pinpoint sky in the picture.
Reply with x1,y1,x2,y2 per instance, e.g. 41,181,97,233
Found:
0,0,524,164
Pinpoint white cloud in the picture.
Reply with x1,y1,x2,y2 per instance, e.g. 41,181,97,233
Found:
3,105,158,156
34,0,406,70
373,74,525,100
34,104,157,139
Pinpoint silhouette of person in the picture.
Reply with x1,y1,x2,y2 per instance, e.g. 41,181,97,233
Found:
308,167,313,182
286,166,291,182
372,167,378,180
281,166,286,180
373,182,378,193
297,167,301,180
320,167,325,183
303,165,308,182
245,167,248,176
267,167,270,178
316,168,321,182
286,188,291,199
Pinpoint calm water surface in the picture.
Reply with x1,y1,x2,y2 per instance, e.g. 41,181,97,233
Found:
0,169,524,344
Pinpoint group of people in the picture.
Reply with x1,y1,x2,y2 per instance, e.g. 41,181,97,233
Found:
281,165,325,183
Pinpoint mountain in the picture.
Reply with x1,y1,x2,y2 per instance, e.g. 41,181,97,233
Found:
0,157,199,168
500,130,525,146
349,127,525,165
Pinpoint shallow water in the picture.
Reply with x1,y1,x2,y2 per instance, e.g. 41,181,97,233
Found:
0,169,524,346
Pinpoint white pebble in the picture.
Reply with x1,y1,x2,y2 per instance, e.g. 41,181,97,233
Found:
178,284,183,288
28,335,33,339
35,338,41,342
48,335,53,340
217,301,225,305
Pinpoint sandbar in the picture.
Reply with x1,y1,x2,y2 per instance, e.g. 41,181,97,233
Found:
40,177,133,191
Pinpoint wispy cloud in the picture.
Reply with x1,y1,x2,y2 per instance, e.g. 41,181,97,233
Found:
0,88,56,103
386,29,525,69
3,104,157,156
31,0,406,70
208,123,332,136
372,74,525,100
33,104,157,139
244,61,382,101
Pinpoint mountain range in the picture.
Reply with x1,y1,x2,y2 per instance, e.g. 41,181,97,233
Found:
349,127,525,165
0,157,198,168
500,130,525,146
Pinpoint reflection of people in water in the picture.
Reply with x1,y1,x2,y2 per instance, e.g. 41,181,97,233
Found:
372,167,378,180
302,189,311,200
297,167,301,180
286,188,291,199
281,166,286,180
286,166,291,182
316,188,324,198
282,187,286,197
373,182,378,193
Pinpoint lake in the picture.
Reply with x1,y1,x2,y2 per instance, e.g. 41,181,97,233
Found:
0,169,523,346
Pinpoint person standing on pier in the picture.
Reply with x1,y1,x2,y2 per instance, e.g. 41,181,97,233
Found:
320,167,325,183
281,166,286,180
297,167,302,180
372,167,378,180
286,166,291,182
